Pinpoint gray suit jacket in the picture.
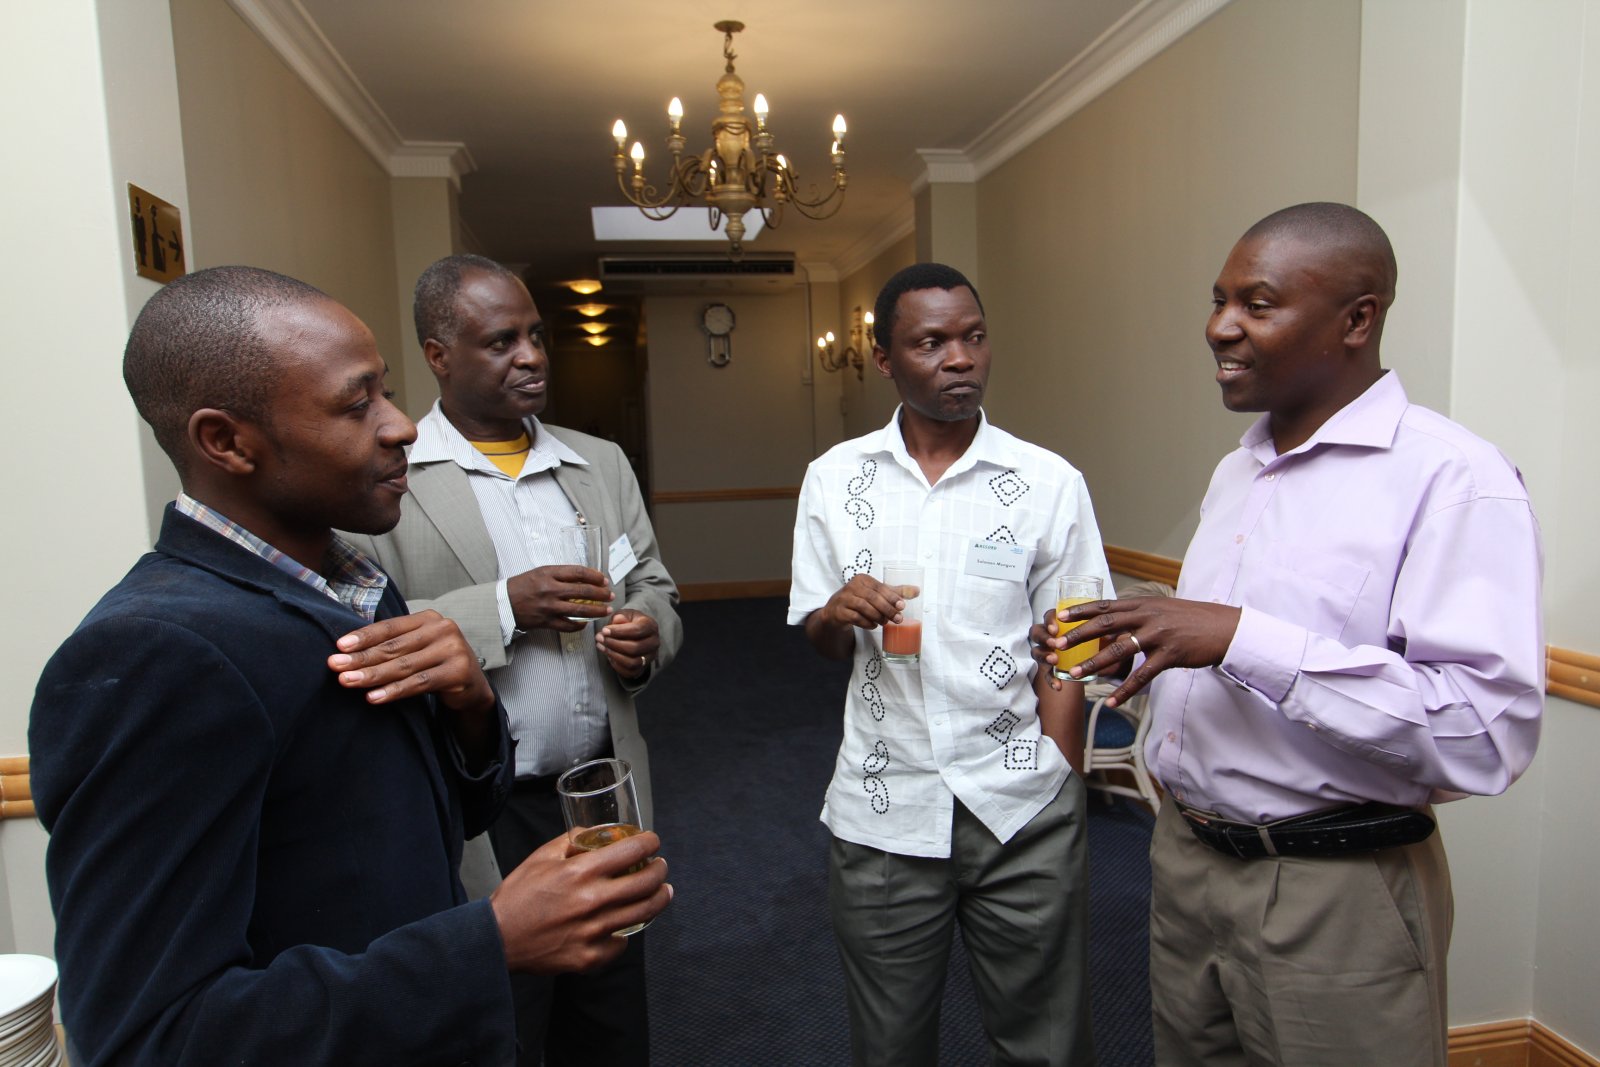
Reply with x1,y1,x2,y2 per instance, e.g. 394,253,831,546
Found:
343,423,681,826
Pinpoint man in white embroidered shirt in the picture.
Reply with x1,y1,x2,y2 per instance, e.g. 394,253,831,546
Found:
789,263,1110,1066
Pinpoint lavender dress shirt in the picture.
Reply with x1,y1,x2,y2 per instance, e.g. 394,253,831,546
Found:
1146,372,1544,824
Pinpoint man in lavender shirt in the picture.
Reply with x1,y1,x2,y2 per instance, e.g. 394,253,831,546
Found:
1038,203,1543,1066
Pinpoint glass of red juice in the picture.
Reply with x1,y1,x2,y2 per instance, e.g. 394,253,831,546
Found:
882,563,923,664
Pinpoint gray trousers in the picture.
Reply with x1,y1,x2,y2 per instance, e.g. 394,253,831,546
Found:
1149,795,1453,1067
828,776,1097,1067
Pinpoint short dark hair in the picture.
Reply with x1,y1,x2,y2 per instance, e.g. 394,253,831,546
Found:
413,254,523,347
1245,202,1398,306
123,266,328,474
872,263,985,349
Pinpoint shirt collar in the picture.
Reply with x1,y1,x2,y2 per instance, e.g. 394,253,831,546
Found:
173,492,388,622
856,406,1018,480
411,401,588,476
1241,370,1408,463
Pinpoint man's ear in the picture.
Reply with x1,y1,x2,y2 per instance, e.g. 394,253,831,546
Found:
872,344,894,381
187,408,262,476
423,337,449,378
1345,294,1381,348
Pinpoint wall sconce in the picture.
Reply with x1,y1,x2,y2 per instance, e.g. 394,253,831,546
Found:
816,306,874,381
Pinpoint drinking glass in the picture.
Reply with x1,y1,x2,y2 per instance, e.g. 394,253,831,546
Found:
882,563,924,664
556,757,650,936
559,522,608,623
1053,575,1103,681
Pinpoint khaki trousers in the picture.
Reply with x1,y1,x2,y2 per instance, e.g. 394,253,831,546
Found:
828,777,1097,1067
1149,796,1452,1067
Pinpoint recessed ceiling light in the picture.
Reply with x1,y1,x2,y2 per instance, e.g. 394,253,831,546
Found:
579,322,608,335
573,303,610,317
583,335,611,346
566,279,603,295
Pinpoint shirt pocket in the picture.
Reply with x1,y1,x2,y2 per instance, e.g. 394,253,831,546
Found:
951,571,1024,635
1244,540,1370,639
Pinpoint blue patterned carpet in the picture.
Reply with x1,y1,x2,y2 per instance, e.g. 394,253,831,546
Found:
642,597,1155,1066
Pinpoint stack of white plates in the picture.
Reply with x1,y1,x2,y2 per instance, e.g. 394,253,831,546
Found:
0,956,61,1067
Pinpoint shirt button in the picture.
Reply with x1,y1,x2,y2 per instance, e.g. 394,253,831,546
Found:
1166,732,1177,743
1234,534,1244,544
1265,473,1276,481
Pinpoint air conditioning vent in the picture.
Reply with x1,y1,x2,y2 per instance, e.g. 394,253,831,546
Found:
597,253,799,292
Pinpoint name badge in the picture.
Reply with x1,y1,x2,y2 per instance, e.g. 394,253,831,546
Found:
963,540,1029,583
608,532,638,586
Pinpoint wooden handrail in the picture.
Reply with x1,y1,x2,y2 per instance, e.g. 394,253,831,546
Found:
652,487,801,505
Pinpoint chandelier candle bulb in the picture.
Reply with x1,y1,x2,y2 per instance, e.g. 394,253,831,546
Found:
667,97,683,132
833,114,847,140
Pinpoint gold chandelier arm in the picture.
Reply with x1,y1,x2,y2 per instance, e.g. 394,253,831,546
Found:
782,166,849,219
613,152,710,214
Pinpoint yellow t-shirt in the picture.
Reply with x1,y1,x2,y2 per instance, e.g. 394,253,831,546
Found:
469,433,531,478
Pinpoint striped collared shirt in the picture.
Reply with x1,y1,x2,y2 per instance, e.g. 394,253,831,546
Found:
174,493,389,623
410,403,609,777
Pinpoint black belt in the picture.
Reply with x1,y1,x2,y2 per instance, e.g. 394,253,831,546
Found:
1176,801,1436,859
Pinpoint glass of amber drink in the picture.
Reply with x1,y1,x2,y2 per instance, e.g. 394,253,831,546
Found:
882,563,924,664
559,522,608,623
557,757,649,936
1053,575,1103,682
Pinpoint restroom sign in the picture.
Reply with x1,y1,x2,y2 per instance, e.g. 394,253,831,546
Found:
128,184,186,284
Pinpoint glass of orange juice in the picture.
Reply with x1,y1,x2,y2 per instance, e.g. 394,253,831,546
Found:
1053,575,1103,681
881,563,924,664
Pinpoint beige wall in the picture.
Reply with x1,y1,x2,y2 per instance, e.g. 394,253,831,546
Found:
915,182,980,286
388,177,461,419
644,291,816,585
839,233,917,439
170,0,402,384
977,0,1360,560
1442,0,1600,1050
805,274,846,454
1,0,190,956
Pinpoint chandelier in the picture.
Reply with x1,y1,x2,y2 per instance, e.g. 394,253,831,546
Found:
610,20,848,256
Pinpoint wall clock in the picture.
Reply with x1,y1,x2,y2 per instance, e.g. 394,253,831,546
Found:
701,302,735,367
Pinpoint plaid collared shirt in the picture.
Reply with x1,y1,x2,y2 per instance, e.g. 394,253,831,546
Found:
175,493,389,623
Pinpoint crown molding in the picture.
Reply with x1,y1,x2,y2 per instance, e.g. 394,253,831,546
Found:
801,262,841,285
227,0,475,185
390,142,478,190
909,149,977,197
833,198,916,280
966,0,1234,179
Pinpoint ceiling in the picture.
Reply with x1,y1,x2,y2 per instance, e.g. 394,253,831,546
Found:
282,0,1156,284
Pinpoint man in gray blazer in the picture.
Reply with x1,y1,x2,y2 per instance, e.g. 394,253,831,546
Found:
343,254,682,1067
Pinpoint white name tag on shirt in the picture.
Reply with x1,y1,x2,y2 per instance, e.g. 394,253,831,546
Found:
963,540,1029,582
608,532,638,586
